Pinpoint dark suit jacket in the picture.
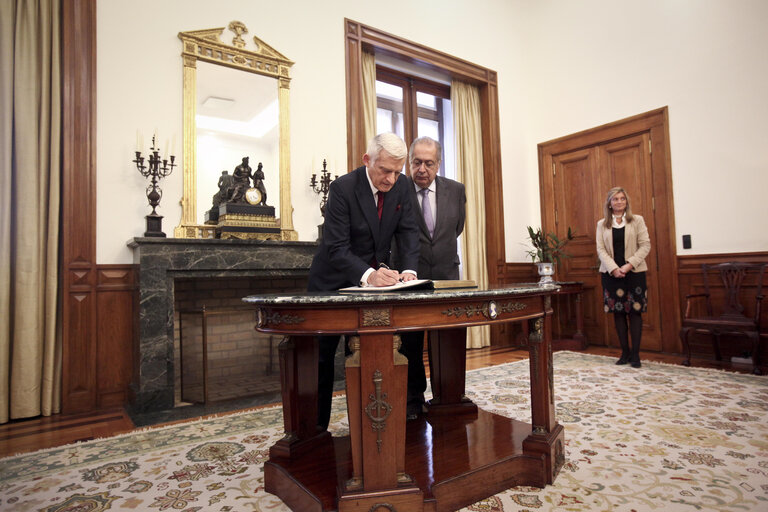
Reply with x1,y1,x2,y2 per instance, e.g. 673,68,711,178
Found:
396,175,466,280
308,166,420,291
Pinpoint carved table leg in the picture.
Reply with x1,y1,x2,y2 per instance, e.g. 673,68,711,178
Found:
522,301,565,484
748,332,762,375
573,291,587,349
269,335,328,459
680,327,692,366
338,333,423,511
426,327,477,416
713,331,724,361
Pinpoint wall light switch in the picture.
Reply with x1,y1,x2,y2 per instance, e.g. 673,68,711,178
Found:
682,234,691,249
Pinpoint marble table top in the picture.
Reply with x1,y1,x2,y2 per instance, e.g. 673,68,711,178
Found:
243,283,560,306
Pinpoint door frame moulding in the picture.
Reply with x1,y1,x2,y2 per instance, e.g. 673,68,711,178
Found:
344,19,507,286
537,107,680,352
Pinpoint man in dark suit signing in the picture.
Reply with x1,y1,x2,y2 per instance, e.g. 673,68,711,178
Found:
308,132,420,431
397,136,466,419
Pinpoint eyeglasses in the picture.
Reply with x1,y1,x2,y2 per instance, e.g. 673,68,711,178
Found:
411,159,437,171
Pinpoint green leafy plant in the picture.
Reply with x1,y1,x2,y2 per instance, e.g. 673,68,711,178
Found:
525,226,575,266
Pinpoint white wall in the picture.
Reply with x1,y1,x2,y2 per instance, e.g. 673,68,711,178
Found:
96,0,768,264
503,0,768,259
97,0,521,263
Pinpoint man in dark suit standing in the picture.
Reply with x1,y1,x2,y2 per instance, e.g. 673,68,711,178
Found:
308,132,420,431
397,136,466,419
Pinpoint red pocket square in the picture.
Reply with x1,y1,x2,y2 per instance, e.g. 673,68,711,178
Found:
396,204,401,211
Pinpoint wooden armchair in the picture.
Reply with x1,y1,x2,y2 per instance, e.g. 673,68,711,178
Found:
680,262,765,374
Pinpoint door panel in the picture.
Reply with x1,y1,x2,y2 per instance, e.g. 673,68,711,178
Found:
552,133,663,351
598,135,662,351
552,148,604,344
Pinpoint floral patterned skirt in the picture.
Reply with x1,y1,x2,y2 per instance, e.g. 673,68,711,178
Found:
601,271,647,314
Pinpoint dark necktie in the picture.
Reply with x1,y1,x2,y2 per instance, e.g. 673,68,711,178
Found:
420,188,434,237
376,191,384,220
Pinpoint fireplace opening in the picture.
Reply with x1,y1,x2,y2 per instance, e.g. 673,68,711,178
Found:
173,275,308,407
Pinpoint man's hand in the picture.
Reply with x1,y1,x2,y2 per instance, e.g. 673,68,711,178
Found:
398,272,417,282
368,267,400,287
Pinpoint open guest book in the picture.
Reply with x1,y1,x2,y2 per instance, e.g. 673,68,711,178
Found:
338,279,477,293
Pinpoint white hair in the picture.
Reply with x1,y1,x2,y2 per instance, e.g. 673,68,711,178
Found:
367,132,407,164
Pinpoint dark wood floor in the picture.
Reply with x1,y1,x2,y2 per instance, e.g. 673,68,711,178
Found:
1,345,762,459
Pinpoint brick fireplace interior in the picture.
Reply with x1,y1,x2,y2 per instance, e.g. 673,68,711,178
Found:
173,275,308,406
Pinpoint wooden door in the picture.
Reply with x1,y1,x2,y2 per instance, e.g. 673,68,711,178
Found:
541,108,679,352
551,147,604,344
597,134,663,351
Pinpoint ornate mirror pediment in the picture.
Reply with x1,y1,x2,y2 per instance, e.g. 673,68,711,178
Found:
175,22,296,240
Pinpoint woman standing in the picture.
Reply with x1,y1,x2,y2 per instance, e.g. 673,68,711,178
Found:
596,187,651,368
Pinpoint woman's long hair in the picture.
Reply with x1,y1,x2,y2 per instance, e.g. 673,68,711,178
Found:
602,187,634,229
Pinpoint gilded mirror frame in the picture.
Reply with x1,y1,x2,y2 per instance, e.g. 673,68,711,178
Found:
175,22,297,239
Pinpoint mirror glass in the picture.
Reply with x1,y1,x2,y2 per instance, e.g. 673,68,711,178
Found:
175,22,296,240
196,61,280,224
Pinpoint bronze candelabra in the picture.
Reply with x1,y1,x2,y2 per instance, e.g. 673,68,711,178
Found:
309,159,337,239
133,135,176,237
309,159,337,218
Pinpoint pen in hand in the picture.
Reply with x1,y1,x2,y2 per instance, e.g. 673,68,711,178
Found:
379,263,404,282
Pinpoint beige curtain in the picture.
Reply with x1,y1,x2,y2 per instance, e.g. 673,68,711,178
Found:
361,49,377,143
0,0,62,424
452,80,490,348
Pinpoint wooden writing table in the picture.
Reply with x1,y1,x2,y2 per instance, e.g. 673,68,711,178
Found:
244,284,565,512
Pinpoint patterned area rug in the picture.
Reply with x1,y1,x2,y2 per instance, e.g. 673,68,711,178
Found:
2,351,767,511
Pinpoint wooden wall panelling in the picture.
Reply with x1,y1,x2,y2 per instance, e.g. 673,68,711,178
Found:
502,263,539,284
61,0,97,413
506,251,768,358
678,252,768,268
95,266,136,408
677,252,768,364
500,264,597,348
493,263,539,346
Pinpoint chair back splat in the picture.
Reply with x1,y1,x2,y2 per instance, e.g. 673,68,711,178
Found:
680,262,766,375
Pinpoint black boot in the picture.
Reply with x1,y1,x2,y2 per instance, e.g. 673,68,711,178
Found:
614,313,630,365
629,312,642,368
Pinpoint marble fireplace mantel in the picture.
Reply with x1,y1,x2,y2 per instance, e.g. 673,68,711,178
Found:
128,237,318,413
